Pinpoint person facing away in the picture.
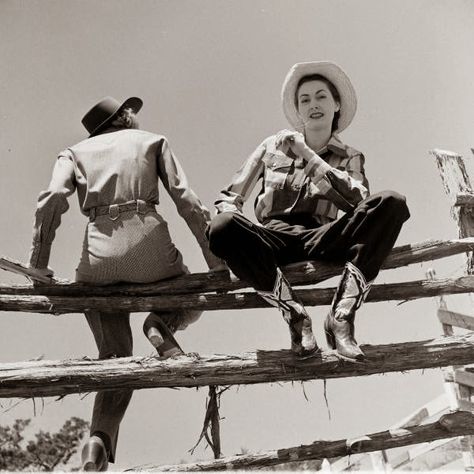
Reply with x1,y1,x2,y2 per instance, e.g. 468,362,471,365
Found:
28,96,223,471
207,61,410,360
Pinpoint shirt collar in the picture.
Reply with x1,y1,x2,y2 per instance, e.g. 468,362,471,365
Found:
269,133,349,159
324,134,348,157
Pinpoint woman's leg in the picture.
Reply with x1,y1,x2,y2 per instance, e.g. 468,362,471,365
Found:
82,310,134,468
303,191,410,359
208,212,289,291
208,212,318,355
304,191,410,280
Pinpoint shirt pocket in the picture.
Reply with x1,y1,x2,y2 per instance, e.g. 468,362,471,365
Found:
262,152,293,189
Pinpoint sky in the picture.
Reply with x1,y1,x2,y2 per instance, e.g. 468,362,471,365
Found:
1,0,474,470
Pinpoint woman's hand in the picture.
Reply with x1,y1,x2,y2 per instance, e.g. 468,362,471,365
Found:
274,129,309,157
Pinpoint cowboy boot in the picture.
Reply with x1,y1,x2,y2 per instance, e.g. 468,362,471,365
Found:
143,313,184,358
81,435,109,471
258,268,318,356
324,262,372,360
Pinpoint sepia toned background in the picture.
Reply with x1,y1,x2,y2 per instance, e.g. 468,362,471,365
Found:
1,0,474,469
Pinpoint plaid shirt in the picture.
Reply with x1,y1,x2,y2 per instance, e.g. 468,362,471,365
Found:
215,134,369,225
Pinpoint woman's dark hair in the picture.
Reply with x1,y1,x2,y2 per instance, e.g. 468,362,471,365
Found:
295,74,341,132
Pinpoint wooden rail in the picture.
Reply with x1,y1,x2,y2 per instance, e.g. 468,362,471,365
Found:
1,238,473,296
2,333,474,398
2,274,474,314
130,411,474,471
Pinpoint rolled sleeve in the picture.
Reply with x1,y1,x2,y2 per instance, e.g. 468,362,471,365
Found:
304,154,333,184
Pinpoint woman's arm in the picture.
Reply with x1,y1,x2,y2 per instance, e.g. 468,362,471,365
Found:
304,152,369,211
157,138,222,269
274,130,368,212
29,152,76,269
214,140,266,214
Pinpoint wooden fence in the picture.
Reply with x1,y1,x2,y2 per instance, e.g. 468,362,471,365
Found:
2,148,474,471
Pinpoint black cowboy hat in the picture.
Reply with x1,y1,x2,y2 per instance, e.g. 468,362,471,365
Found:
81,96,143,137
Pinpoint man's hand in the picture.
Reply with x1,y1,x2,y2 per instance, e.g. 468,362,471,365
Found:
27,266,55,285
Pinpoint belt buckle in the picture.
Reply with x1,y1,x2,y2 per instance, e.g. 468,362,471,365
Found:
109,204,120,220
136,199,147,214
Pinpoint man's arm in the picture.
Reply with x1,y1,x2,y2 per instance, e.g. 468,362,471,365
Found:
29,152,76,270
157,138,222,269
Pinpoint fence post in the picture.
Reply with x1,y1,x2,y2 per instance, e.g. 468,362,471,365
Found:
431,149,474,469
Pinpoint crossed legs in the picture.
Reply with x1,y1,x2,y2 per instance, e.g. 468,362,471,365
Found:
208,191,410,358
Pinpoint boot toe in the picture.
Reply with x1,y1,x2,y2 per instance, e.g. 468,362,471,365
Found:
338,346,365,361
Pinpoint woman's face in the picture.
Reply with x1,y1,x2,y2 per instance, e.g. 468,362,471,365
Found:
296,79,340,133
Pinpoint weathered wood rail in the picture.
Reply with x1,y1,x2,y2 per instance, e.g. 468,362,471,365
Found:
1,151,473,470
2,274,474,314
1,238,473,315
2,333,474,398
1,238,473,296
130,411,474,471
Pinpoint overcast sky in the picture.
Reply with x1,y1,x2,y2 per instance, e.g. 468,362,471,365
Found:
1,0,474,470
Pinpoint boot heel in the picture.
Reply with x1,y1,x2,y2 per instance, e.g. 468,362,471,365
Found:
324,320,336,350
145,319,184,358
146,327,165,349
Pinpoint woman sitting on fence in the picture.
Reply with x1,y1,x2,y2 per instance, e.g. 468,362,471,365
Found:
207,61,410,360
28,96,222,470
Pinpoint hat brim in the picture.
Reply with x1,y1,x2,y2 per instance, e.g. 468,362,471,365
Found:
281,61,357,133
89,96,143,137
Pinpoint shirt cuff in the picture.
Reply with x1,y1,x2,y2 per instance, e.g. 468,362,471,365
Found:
304,154,332,184
215,202,243,215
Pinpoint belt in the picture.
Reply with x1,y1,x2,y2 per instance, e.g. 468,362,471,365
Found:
89,199,156,221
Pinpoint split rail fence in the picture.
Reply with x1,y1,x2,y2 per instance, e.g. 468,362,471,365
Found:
2,149,474,470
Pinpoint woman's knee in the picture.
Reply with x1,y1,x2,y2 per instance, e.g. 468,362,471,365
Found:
376,190,410,220
209,212,239,235
207,212,241,250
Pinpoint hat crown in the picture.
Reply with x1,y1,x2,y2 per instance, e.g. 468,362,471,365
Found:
81,96,122,136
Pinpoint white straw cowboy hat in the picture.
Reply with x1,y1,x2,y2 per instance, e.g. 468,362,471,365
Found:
281,61,357,133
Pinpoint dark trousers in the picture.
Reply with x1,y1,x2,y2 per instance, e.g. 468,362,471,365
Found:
85,310,134,463
208,191,410,291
